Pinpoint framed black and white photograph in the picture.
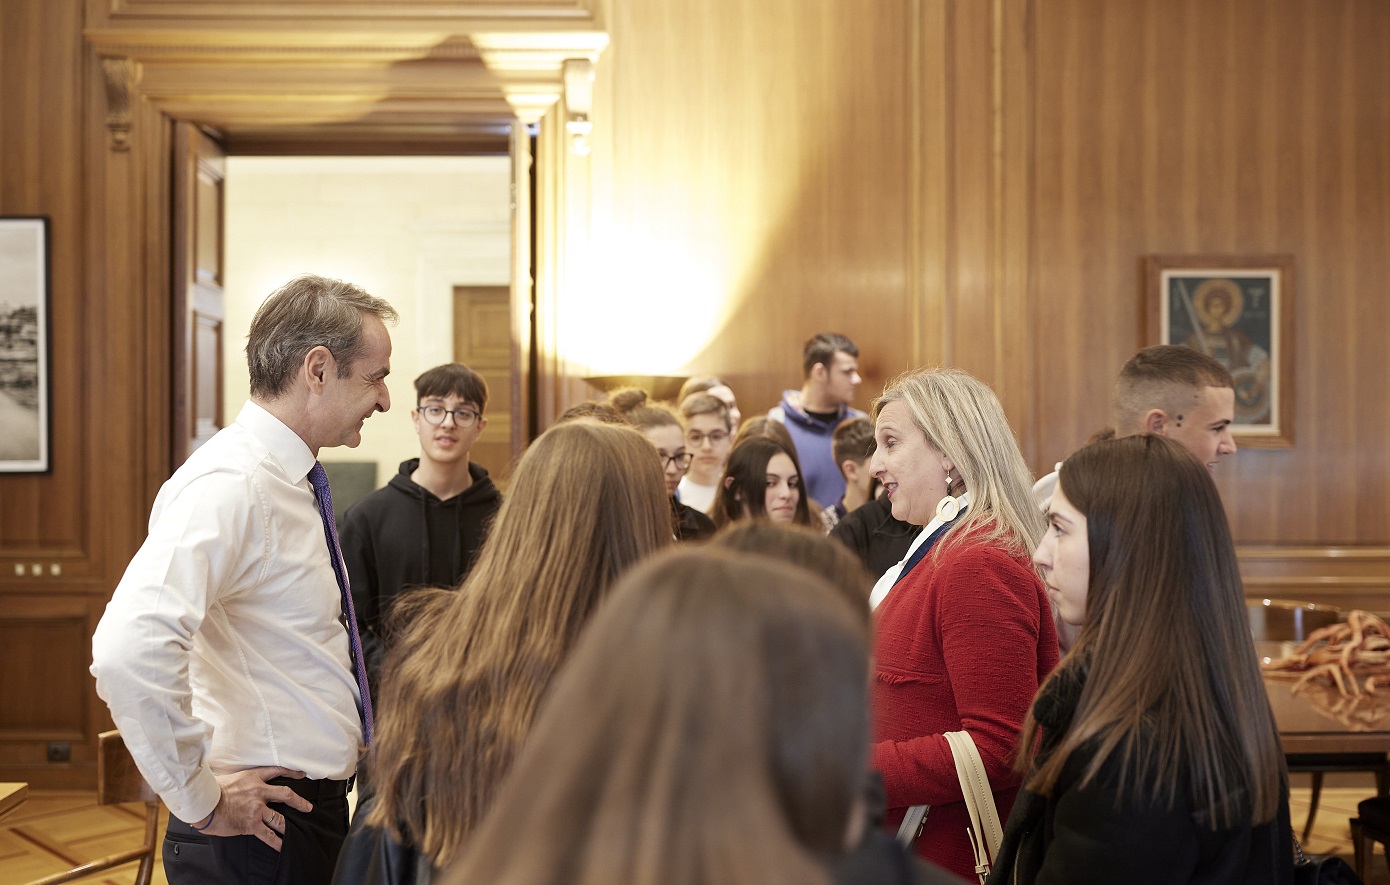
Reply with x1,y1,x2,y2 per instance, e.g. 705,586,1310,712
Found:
1145,254,1294,448
0,217,50,472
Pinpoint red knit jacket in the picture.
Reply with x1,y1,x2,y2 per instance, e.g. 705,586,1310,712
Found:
871,530,1060,880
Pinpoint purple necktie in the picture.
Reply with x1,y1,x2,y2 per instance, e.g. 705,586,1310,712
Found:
308,462,374,745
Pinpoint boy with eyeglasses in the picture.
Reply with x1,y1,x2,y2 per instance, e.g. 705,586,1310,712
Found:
340,363,502,711
677,392,734,515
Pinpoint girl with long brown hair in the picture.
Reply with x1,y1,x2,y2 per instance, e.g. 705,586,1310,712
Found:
988,434,1291,883
335,419,672,883
441,547,872,885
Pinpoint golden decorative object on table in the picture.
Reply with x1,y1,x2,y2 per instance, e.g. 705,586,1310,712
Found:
1263,610,1390,701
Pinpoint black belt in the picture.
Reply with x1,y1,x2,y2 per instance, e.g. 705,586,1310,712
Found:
268,775,354,801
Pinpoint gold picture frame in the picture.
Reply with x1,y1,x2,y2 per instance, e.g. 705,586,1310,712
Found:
1145,254,1293,448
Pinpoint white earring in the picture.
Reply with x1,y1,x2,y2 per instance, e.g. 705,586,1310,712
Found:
935,471,959,522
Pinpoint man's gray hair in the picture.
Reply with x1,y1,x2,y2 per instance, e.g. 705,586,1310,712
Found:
247,274,398,399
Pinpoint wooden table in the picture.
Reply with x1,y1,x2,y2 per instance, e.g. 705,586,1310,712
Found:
0,782,28,822
1260,640,1390,755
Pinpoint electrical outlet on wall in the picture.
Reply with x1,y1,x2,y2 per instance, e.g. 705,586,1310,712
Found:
46,741,70,763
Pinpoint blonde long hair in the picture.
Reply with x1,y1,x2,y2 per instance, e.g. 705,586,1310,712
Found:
871,367,1043,556
442,548,870,885
365,420,672,864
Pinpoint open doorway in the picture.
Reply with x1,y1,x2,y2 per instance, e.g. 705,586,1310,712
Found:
216,154,515,509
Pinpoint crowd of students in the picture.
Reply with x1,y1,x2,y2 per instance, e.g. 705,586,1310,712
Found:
338,343,1290,883
91,276,1297,885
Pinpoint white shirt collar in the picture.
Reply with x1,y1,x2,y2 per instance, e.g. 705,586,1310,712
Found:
237,401,316,483
869,490,972,610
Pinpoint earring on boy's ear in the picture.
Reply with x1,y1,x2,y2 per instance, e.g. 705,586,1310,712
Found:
935,470,960,522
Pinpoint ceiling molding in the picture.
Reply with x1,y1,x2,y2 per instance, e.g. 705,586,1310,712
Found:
472,30,608,122
83,16,608,136
98,0,597,24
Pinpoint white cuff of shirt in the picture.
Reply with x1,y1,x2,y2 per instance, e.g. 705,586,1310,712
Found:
164,766,223,826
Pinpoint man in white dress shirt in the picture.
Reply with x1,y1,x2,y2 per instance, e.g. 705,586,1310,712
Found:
91,274,396,885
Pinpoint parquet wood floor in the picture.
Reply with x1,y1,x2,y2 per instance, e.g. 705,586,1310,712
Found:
0,790,166,884
0,777,1384,883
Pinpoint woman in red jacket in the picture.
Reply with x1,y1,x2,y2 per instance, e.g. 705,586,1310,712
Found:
868,367,1059,879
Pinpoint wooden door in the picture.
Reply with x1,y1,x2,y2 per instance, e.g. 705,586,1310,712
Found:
453,285,515,479
172,123,227,466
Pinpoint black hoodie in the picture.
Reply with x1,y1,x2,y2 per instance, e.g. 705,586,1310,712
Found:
341,458,502,699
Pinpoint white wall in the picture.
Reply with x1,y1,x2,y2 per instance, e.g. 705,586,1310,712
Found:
223,155,512,486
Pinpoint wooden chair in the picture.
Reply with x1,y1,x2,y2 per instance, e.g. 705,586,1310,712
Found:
26,730,160,885
1352,795,1390,882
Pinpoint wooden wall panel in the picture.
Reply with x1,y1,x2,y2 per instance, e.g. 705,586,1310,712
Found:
588,0,1390,606
0,0,594,790
583,0,1033,443
0,0,110,788
1027,0,1390,548
0,599,91,740
588,0,917,421
0,0,90,569
1240,548,1390,614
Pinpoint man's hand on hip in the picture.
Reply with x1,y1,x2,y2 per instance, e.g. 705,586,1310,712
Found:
192,766,314,850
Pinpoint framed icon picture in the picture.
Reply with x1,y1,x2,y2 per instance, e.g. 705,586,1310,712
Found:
0,217,51,472
1145,254,1293,448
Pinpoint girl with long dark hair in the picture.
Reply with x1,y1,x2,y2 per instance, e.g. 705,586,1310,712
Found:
988,434,1292,884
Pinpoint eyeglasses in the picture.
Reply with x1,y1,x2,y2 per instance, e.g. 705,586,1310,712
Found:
419,404,481,427
659,452,696,472
686,430,730,448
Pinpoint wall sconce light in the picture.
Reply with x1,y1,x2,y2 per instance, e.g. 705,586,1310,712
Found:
583,375,691,403
563,58,595,156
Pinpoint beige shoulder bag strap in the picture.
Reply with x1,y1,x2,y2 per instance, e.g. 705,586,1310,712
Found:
895,730,1003,885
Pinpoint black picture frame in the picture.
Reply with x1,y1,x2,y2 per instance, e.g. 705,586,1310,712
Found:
0,216,51,472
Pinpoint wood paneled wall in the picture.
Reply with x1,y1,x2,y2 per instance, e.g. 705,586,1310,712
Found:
588,0,919,406
0,0,591,788
582,0,1390,563
1028,0,1390,545
0,0,118,788
1,0,1387,789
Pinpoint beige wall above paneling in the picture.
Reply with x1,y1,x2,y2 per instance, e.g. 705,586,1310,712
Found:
221,155,513,486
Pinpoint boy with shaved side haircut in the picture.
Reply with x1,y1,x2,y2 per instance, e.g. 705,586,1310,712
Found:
1034,345,1237,509
1034,345,1236,652
1109,344,1238,473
